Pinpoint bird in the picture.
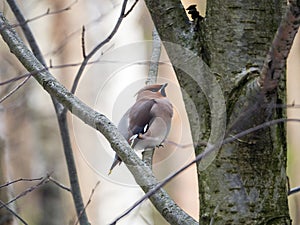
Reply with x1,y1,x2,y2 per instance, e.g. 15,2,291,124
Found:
109,83,173,174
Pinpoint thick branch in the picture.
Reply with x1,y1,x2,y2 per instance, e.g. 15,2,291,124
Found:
144,0,196,50
260,1,300,91
142,28,161,168
0,13,197,225
6,0,46,66
146,27,161,85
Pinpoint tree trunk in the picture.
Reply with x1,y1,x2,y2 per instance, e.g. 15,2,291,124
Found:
144,0,291,224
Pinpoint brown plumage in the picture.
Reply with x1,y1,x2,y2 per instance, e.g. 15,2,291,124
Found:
109,83,173,174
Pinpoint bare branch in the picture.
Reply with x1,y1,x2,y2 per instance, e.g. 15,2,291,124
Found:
11,0,78,28
0,73,30,86
0,73,31,103
5,2,89,224
259,1,300,91
0,199,28,225
81,26,86,59
0,60,167,89
143,27,161,168
164,140,195,149
74,181,100,225
6,0,46,66
48,177,71,193
0,175,71,223
45,15,102,57
146,27,161,85
287,176,300,195
0,177,43,189
70,0,138,94
0,174,50,210
124,0,139,18
288,186,300,196
0,59,171,103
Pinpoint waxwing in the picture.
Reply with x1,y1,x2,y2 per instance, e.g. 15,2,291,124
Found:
109,83,173,174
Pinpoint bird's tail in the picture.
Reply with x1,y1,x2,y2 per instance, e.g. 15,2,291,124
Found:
108,154,122,175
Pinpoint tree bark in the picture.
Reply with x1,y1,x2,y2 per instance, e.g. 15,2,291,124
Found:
144,0,291,224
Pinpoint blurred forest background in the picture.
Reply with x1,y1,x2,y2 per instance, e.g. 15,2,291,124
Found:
0,0,300,224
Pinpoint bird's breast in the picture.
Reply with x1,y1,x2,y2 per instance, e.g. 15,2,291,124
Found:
132,116,171,150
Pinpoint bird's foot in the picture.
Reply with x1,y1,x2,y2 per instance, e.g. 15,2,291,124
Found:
157,143,164,148
129,134,138,147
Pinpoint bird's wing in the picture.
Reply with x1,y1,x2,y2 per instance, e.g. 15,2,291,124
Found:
117,108,131,140
128,99,156,136
150,98,173,118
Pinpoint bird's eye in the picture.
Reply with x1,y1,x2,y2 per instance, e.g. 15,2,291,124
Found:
151,88,158,92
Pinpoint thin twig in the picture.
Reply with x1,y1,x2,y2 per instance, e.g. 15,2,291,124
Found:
0,174,50,210
11,0,78,28
0,61,167,90
0,199,28,225
0,74,29,86
110,118,300,224
0,177,43,189
288,186,300,196
164,140,195,149
81,26,86,59
0,73,31,103
48,177,71,192
70,0,137,95
124,0,139,18
74,181,100,225
44,15,102,57
287,176,291,194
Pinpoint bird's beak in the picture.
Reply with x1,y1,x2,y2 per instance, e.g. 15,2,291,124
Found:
160,83,168,90
160,83,168,97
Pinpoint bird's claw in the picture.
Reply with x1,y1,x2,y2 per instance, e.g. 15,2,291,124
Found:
157,143,164,148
